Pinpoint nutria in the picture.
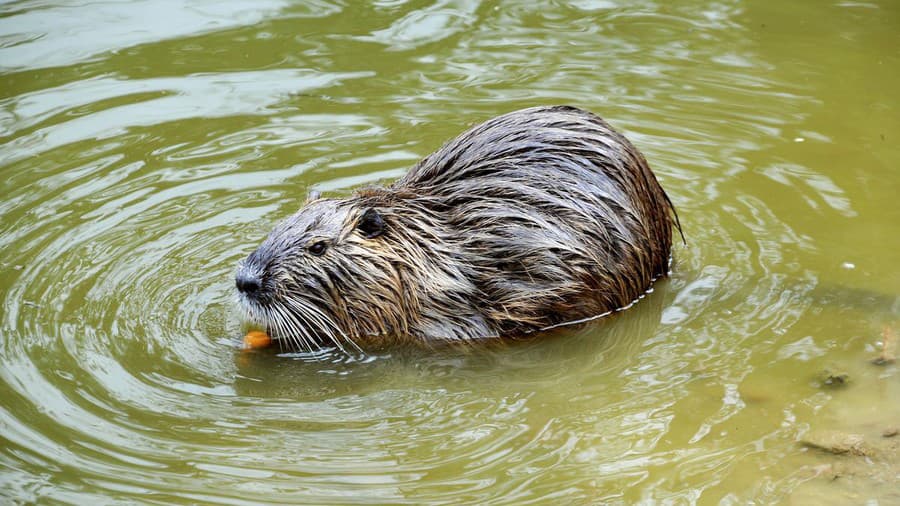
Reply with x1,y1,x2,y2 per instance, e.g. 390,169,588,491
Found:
235,105,680,351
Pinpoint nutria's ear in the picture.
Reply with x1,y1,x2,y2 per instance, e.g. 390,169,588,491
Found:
306,189,322,202
357,208,385,239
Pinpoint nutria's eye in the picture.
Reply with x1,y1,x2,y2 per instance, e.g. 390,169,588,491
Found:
357,208,384,239
308,241,328,256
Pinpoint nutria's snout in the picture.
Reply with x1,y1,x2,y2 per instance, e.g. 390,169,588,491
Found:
234,105,681,352
235,247,270,300
234,250,277,313
235,265,262,297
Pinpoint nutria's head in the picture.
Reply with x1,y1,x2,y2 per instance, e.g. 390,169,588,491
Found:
235,197,401,352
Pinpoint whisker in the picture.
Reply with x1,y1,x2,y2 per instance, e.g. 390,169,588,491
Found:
274,304,313,353
240,287,364,356
283,296,363,355
284,298,339,350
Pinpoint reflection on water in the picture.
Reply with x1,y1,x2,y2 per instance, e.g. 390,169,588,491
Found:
1,0,898,504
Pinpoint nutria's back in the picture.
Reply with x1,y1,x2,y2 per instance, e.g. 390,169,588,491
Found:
236,106,680,350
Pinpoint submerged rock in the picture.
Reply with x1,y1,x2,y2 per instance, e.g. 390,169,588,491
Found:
800,430,874,457
818,369,850,389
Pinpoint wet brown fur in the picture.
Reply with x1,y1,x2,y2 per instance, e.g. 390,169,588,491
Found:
236,106,680,350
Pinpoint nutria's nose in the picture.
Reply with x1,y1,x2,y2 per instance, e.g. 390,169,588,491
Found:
235,269,262,295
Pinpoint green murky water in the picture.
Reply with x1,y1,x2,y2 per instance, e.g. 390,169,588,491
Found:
2,1,898,504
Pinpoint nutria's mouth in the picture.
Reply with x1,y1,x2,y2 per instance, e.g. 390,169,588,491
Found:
237,294,362,354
